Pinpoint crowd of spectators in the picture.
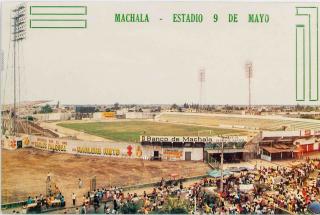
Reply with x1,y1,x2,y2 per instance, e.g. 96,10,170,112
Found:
79,159,319,214
24,191,66,213
14,159,319,214
23,173,66,213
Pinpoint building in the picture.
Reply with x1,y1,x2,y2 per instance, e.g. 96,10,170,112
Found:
140,135,248,162
203,136,249,163
75,106,95,119
140,135,205,161
259,130,320,161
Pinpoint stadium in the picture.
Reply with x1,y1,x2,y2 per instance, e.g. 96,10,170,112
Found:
2,108,320,213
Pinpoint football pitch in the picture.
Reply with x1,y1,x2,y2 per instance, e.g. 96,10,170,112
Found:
58,120,245,142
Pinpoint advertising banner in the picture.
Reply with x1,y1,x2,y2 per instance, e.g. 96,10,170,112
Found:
140,135,247,144
30,135,143,158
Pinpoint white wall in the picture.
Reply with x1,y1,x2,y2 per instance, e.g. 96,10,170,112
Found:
33,113,72,121
262,130,301,138
125,112,155,119
183,148,203,161
294,138,316,145
93,112,102,119
261,154,271,162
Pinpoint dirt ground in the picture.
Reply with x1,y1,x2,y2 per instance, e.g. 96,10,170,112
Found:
1,148,210,206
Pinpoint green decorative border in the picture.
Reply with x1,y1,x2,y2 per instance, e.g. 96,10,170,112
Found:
30,19,87,29
29,5,87,29
295,7,319,101
30,6,87,16
296,25,306,101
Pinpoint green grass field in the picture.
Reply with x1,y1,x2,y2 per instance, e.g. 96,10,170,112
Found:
58,121,245,142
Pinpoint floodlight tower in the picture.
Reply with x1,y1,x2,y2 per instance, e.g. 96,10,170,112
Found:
198,68,206,112
245,62,253,113
11,4,27,135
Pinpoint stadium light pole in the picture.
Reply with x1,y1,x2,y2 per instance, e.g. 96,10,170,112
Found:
11,4,26,135
245,62,253,114
198,68,205,112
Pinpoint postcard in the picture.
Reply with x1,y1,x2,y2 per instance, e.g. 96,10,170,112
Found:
1,1,320,214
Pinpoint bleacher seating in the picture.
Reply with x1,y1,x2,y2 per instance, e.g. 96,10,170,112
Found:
160,114,320,131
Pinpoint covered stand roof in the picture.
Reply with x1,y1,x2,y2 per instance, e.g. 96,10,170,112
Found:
261,144,296,154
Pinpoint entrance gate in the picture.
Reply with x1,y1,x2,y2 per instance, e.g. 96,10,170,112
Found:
185,152,191,161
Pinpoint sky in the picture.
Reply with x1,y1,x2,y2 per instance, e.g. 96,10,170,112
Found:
1,1,320,105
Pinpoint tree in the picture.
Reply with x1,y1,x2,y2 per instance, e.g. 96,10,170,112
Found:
171,104,178,110
183,103,189,108
170,207,188,214
158,197,189,214
120,201,142,214
295,104,303,111
40,104,53,113
114,102,120,110
305,105,315,111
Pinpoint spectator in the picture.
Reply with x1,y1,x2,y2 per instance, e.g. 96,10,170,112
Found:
26,196,33,204
47,172,52,181
72,193,76,206
81,203,86,214
61,195,65,207
78,178,83,189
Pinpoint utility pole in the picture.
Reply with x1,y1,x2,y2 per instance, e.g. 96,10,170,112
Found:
194,195,197,213
220,139,224,193
11,4,26,135
0,1,3,137
13,16,16,134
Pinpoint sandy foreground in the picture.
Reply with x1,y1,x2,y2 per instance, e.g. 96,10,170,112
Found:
2,147,319,208
1,148,210,206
